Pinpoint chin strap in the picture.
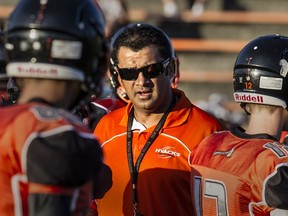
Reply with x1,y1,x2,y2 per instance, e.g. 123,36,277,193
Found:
240,103,251,115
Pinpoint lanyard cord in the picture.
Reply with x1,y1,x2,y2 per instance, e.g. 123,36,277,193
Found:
126,95,176,215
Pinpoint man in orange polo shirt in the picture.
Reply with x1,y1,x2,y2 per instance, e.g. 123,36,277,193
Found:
90,23,224,216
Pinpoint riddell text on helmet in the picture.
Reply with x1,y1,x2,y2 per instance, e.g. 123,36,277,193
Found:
17,66,58,75
234,94,263,103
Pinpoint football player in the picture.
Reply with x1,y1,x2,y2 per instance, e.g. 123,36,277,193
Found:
0,0,112,215
190,34,288,215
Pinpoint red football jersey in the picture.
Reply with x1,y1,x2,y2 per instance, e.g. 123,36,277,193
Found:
0,102,106,216
190,129,288,215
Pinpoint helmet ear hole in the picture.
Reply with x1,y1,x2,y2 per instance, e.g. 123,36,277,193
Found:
240,103,251,115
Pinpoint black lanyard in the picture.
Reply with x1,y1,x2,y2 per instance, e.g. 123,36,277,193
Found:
126,95,176,216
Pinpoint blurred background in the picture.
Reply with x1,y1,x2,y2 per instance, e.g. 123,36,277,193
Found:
1,0,288,128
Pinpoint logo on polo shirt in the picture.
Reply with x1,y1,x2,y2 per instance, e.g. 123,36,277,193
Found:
155,146,181,159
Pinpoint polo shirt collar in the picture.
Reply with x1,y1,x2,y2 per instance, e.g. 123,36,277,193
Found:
119,89,192,129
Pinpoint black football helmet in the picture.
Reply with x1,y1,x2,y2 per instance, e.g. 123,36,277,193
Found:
4,0,108,98
108,23,177,103
233,34,288,108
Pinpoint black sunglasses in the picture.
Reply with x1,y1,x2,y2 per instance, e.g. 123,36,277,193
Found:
116,58,173,81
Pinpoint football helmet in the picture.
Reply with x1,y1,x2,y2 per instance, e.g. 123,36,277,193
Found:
4,0,108,97
233,34,288,108
108,23,178,103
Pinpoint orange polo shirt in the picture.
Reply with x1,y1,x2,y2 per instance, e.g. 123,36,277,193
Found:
93,89,223,216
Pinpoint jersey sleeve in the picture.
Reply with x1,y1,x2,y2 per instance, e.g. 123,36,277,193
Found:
264,163,288,209
25,127,108,215
26,128,103,186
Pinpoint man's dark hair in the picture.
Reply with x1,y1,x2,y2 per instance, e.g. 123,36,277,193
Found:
110,23,175,66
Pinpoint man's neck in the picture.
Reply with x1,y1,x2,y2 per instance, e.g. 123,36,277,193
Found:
133,110,164,129
132,93,175,129
246,108,284,140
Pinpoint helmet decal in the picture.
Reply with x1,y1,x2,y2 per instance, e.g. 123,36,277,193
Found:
7,62,84,81
51,40,82,60
259,76,283,90
234,92,286,108
280,59,288,77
